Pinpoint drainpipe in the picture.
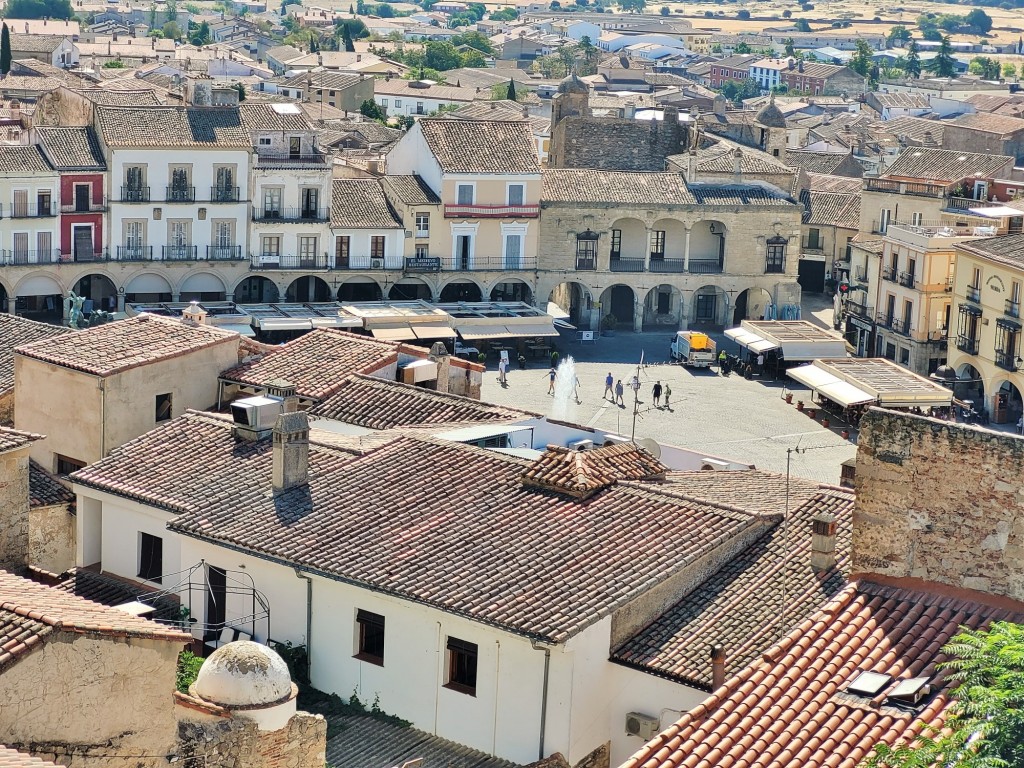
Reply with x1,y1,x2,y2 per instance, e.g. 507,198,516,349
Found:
530,640,552,762
293,568,312,682
99,377,106,458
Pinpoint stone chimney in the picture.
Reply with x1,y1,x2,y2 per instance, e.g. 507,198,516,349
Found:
272,411,309,493
265,379,299,412
182,300,207,325
686,149,698,183
922,130,936,147
732,146,743,182
710,644,726,690
810,511,838,572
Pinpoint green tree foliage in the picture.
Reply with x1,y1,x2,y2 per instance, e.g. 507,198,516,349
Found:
782,9,791,17
0,24,11,76
166,0,178,20
904,38,921,77
374,3,395,17
969,56,1001,79
619,0,645,12
720,77,759,105
506,77,517,100
659,5,668,14
451,29,493,53
849,38,874,77
784,37,795,57
888,25,912,44
162,20,182,39
927,35,957,77
360,98,386,120
233,81,246,101
737,9,750,18
734,41,751,53
424,40,462,70
190,19,210,45
460,48,486,66
1003,62,1017,78
4,0,73,19
490,7,518,20
794,18,811,32
176,651,204,694
965,8,992,33
865,621,1024,768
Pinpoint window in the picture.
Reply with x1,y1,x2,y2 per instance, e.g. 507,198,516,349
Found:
263,188,282,216
299,236,318,265
911,211,923,226
262,236,281,259
457,184,474,205
380,98,388,108
415,244,429,258
650,230,665,259
55,454,85,476
765,236,786,273
507,184,524,206
504,233,522,268
610,228,622,259
415,212,430,236
957,303,982,353
155,393,172,422
36,231,51,260
445,637,478,695
258,136,272,146
12,189,27,217
125,220,144,248
355,609,385,665
371,236,385,260
879,208,891,234
806,228,821,249
395,98,402,108
995,319,1020,370
37,191,51,215
138,532,163,583
125,165,145,189
576,234,597,269
336,235,350,266
216,221,233,247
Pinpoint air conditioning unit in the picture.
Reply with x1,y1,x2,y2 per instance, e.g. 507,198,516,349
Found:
371,257,384,268
625,712,660,740
230,395,285,440
700,458,732,471
567,438,594,451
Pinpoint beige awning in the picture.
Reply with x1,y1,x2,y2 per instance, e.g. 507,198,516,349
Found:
412,323,457,339
371,325,417,341
506,322,560,338
457,325,520,341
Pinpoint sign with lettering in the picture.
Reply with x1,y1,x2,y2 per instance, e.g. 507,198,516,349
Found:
987,275,1006,293
405,257,441,272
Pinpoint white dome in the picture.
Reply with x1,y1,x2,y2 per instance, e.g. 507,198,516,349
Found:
193,641,294,708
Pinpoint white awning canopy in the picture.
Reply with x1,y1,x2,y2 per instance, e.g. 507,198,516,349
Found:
412,323,457,339
969,205,1024,218
787,363,840,390
817,380,875,408
507,322,560,338
725,327,762,346
258,318,313,331
457,325,519,341
216,323,256,337
748,338,780,353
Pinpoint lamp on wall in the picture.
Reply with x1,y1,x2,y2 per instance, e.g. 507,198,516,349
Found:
709,223,719,234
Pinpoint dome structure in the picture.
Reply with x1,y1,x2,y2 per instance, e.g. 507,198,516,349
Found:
193,641,294,708
755,94,787,129
557,73,588,95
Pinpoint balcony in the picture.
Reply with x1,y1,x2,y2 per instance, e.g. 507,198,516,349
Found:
254,149,328,168
208,245,243,261
966,285,981,303
876,312,895,330
64,248,108,263
882,265,898,282
899,272,917,289
6,248,60,265
649,258,684,273
451,257,538,271
846,301,873,319
956,335,980,355
764,260,785,274
944,196,1002,213
163,245,198,261
61,199,107,214
864,178,948,197
803,238,824,254
854,267,868,283
121,186,150,203
444,203,540,219
575,256,596,271
689,259,724,274
996,349,1019,372
252,207,329,223
165,186,195,203
1007,299,1020,318
9,203,56,218
211,186,240,203
117,245,153,261
251,253,331,270
609,257,645,273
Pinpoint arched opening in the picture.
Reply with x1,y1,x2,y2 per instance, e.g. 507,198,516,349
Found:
733,287,773,325
0,282,8,313
608,217,647,271
548,281,592,329
439,280,482,303
235,276,279,304
124,273,172,305
285,276,331,303
689,221,727,274
955,362,984,405
180,272,227,303
490,279,532,304
338,277,383,303
643,284,681,329
993,380,1023,425
14,275,62,322
692,285,727,327
649,219,686,274
389,278,432,301
71,274,117,314
599,284,636,329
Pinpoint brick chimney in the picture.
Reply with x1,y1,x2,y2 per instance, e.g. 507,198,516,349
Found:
810,511,837,572
182,300,207,325
272,412,309,492
710,644,726,690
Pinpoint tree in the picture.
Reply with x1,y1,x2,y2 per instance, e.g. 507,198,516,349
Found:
233,81,246,101
0,24,10,77
1003,62,1017,79
969,56,1000,79
659,5,668,14
460,49,486,67
965,8,992,34
927,36,957,77
451,30,493,53
888,25,912,45
734,41,751,53
720,77,759,105
850,38,874,77
190,20,210,45
737,9,750,19
309,32,319,52
166,0,178,20
424,40,462,70
162,20,182,39
904,38,921,77
619,0,645,12
374,3,395,17
348,3,354,12
866,621,1024,768
4,0,73,19
782,9,791,18
784,37,795,57
490,7,518,20
360,98,386,120
341,23,354,51
794,19,811,32
506,77,517,101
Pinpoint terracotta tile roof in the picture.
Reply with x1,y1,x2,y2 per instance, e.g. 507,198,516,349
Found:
52,568,183,624
873,92,929,109
310,374,536,427
72,87,164,106
800,188,861,230
785,150,852,175
94,105,252,148
949,111,1024,136
0,570,189,671
322,119,402,147
28,461,73,509
881,115,944,144
15,315,239,377
883,147,1013,183
220,329,400,401
238,101,313,133
0,145,52,175
74,415,773,642
613,485,852,688
0,746,58,768
807,172,862,194
522,442,668,499
0,427,43,455
542,170,695,205
694,143,791,174
623,580,1024,768
35,127,106,170
417,119,540,174
331,179,403,229
383,174,441,205
956,232,1024,270
689,186,793,206
9,33,65,52
0,314,70,393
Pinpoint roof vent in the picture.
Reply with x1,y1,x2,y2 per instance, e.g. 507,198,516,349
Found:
231,395,285,441
846,670,891,697
885,676,931,707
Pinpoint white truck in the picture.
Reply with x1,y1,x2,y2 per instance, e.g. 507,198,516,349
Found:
671,331,717,368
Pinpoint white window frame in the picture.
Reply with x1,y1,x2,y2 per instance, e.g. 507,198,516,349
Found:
456,183,475,206
506,183,525,207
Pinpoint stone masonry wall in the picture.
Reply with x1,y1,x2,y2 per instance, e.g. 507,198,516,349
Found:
855,409,1024,600
29,502,76,573
176,713,326,768
0,444,30,570
549,116,689,171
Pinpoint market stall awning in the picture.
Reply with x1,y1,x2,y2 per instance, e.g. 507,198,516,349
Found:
371,325,417,341
412,323,457,339
747,338,780,354
817,380,875,408
216,323,256,337
506,322,560,338
457,325,520,341
725,327,762,346
787,363,840,390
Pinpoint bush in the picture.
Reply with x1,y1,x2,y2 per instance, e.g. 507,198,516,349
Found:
736,8,750,18
601,313,618,330
176,651,203,694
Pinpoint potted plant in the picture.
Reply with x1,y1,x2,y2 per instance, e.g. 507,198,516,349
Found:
796,399,804,411
477,351,486,366
807,408,817,419
841,429,850,439
821,416,830,428
601,313,618,336
785,392,793,404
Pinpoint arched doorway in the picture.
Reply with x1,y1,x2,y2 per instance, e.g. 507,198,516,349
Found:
14,274,63,323
643,284,681,328
548,281,592,329
338,277,383,303
389,278,432,301
733,286,773,324
439,279,482,303
235,276,279,304
690,221,727,273
993,380,1023,425
955,362,984,405
179,272,227,303
124,273,172,305
692,285,727,327
72,274,117,313
599,284,636,329
490,279,532,304
286,276,331,303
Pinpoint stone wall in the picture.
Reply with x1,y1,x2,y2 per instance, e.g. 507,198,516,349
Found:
0,443,30,570
29,502,76,574
0,390,13,426
176,711,326,768
549,116,689,171
855,409,1024,600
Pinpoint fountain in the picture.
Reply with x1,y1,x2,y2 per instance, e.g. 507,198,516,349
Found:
552,356,578,420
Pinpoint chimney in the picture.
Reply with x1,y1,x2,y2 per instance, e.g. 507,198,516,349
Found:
732,146,743,182
265,379,299,412
182,300,207,325
922,130,936,147
272,411,309,492
686,148,698,183
810,511,838,572
356,54,362,61
710,644,726,690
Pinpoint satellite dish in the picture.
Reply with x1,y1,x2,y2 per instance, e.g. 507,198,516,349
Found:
637,438,662,459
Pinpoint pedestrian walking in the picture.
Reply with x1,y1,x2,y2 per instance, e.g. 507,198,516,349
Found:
757,353,765,375
652,381,663,407
664,383,672,409
550,350,559,369
548,366,556,395
517,353,526,370
574,375,582,404
718,349,727,373
604,372,614,400
630,374,641,399
615,379,624,406
498,358,507,385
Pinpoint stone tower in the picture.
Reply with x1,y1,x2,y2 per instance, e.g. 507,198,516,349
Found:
754,93,788,158
551,73,590,132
